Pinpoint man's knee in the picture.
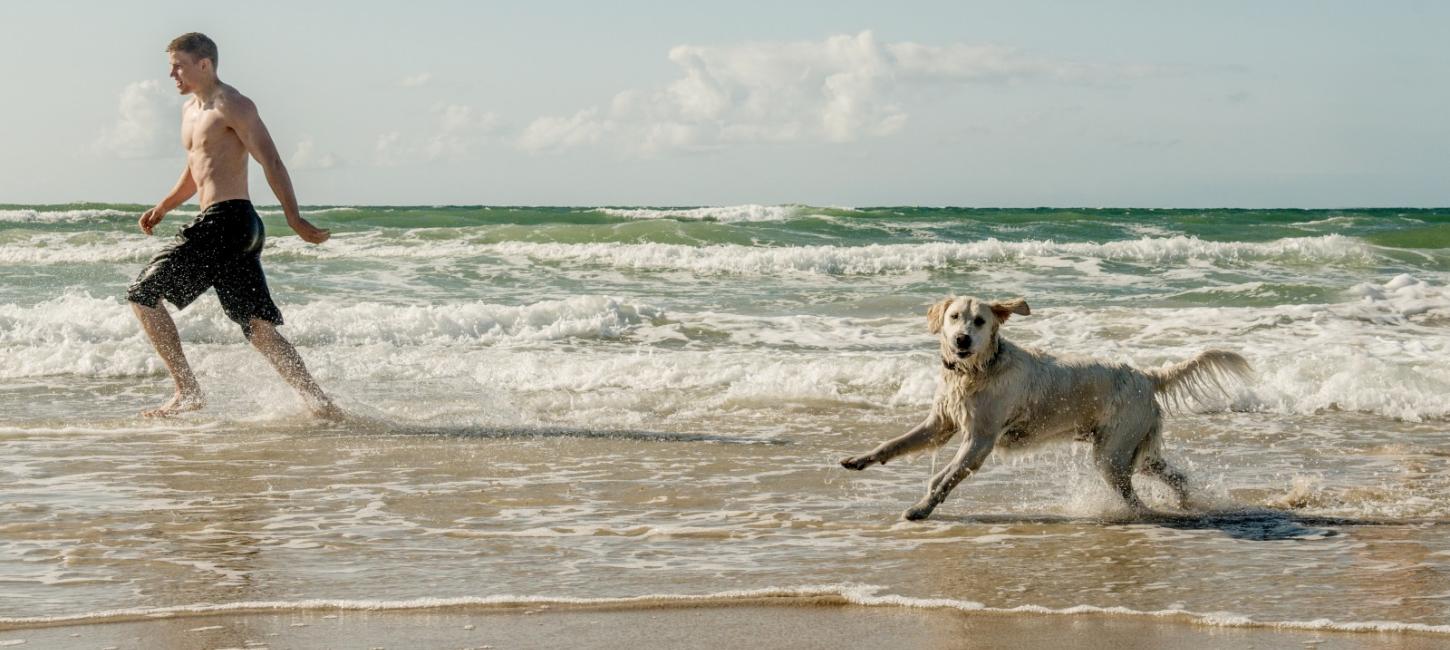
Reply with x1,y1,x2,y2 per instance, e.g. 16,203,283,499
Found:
126,284,161,309
244,318,280,342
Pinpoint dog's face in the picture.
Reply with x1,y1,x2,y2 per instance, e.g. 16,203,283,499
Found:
928,296,1030,362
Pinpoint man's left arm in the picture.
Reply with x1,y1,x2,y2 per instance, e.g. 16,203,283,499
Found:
226,97,330,244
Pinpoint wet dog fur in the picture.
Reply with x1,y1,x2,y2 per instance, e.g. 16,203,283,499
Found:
840,296,1250,521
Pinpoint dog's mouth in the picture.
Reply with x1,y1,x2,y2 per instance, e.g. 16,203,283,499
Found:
951,347,972,359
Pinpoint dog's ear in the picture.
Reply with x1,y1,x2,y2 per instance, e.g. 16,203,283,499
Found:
990,298,1030,322
927,297,953,334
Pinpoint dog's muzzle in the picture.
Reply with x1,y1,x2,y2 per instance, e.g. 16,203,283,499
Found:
953,334,972,358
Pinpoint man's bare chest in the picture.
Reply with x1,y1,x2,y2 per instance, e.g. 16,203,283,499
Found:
182,107,236,152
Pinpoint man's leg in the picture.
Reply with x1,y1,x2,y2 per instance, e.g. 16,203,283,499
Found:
131,301,204,416
246,319,341,419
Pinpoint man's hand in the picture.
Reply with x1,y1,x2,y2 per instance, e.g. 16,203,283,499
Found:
138,206,167,235
289,218,331,244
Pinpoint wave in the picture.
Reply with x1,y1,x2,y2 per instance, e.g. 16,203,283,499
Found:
1,585,1444,634
0,292,664,348
0,233,1379,272
4,277,1448,420
480,235,1377,275
0,208,132,223
592,204,810,222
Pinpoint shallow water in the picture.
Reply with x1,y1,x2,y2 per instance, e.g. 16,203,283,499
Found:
2,204,1448,633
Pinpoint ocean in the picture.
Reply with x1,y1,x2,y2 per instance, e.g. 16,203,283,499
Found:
2,204,1448,635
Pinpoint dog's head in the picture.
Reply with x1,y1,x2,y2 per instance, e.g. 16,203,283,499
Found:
927,296,1030,368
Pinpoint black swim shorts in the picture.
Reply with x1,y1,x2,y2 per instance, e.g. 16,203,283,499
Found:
126,199,283,337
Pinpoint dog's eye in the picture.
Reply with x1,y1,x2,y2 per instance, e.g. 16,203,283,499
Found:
949,313,958,320
973,317,985,327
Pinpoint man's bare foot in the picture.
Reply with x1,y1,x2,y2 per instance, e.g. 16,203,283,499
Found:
142,391,204,417
309,398,345,422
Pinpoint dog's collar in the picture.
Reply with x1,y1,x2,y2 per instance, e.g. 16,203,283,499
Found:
942,340,1002,374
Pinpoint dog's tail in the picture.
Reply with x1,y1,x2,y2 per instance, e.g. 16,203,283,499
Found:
1145,349,1252,412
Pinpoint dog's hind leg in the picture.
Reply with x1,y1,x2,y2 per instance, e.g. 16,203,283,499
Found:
1136,423,1191,508
1140,456,1191,509
1093,423,1150,513
841,413,951,470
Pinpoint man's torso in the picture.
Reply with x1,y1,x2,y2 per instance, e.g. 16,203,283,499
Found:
183,85,250,209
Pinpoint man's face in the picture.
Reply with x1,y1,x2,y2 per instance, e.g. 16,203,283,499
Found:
168,51,206,95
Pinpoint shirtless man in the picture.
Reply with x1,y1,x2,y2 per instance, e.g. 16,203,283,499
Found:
126,32,339,419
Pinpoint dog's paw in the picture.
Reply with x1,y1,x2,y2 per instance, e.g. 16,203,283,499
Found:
902,502,936,521
840,455,873,471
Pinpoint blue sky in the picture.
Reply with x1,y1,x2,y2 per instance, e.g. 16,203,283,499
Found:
1,1,1446,206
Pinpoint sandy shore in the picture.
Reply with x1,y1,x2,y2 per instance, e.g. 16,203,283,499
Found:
2,600,1443,650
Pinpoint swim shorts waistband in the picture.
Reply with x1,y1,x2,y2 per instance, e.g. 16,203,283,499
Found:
201,199,256,214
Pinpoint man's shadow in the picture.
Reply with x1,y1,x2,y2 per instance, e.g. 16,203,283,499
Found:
326,415,790,446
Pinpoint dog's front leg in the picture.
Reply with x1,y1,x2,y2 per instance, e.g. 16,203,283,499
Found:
840,413,950,471
903,431,997,521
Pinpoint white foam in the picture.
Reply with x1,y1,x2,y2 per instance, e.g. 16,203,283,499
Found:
0,208,132,223
481,235,1375,275
0,293,666,377
0,233,1379,272
5,277,1450,421
254,206,360,217
1,585,1444,635
593,204,805,222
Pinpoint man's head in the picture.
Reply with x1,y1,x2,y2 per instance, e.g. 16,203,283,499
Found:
166,32,218,94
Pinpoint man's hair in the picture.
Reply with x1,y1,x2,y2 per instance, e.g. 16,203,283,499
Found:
167,32,218,68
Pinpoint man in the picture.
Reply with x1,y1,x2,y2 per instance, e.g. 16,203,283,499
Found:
127,32,339,419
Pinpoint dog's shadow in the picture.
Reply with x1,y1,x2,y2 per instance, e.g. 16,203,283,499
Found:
943,508,1442,541
1134,509,1346,541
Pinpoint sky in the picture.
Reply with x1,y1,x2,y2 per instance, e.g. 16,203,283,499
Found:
1,1,1446,207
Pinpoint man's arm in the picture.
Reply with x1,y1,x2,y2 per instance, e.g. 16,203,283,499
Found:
224,95,330,244
138,165,197,235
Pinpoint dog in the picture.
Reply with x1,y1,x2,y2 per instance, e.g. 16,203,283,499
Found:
840,296,1250,521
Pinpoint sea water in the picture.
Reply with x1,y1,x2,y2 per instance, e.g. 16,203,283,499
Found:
2,204,1448,633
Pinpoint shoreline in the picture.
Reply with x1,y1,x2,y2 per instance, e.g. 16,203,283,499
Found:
2,598,1447,650
4,590,1447,640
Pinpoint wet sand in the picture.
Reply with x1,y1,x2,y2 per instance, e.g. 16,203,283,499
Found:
3,601,1444,650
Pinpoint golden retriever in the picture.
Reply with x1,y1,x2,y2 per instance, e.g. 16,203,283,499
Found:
840,296,1250,521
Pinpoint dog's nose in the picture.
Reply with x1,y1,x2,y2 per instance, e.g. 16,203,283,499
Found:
954,334,971,348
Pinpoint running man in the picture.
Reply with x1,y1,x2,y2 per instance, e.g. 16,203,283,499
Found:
127,32,339,419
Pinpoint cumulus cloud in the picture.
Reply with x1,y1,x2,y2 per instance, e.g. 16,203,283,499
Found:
290,135,341,170
517,109,608,153
375,103,500,166
401,72,433,88
94,80,183,159
518,31,1160,155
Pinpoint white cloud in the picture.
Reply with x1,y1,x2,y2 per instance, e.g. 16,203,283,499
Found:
517,109,608,153
94,80,183,159
401,72,433,88
518,31,1160,155
374,132,406,167
290,135,341,170
374,104,499,166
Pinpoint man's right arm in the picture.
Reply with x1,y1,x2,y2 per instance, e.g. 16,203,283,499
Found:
139,165,197,235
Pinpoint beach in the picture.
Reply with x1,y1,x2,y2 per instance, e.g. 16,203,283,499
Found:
2,204,1448,644
7,600,1450,650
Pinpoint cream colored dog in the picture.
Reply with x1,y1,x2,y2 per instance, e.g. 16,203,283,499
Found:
841,296,1250,521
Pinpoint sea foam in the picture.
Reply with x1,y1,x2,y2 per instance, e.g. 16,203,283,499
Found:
0,208,132,223
593,204,806,222
6,278,1450,421
0,232,1378,272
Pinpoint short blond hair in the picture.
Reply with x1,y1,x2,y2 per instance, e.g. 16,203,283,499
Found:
167,32,218,68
